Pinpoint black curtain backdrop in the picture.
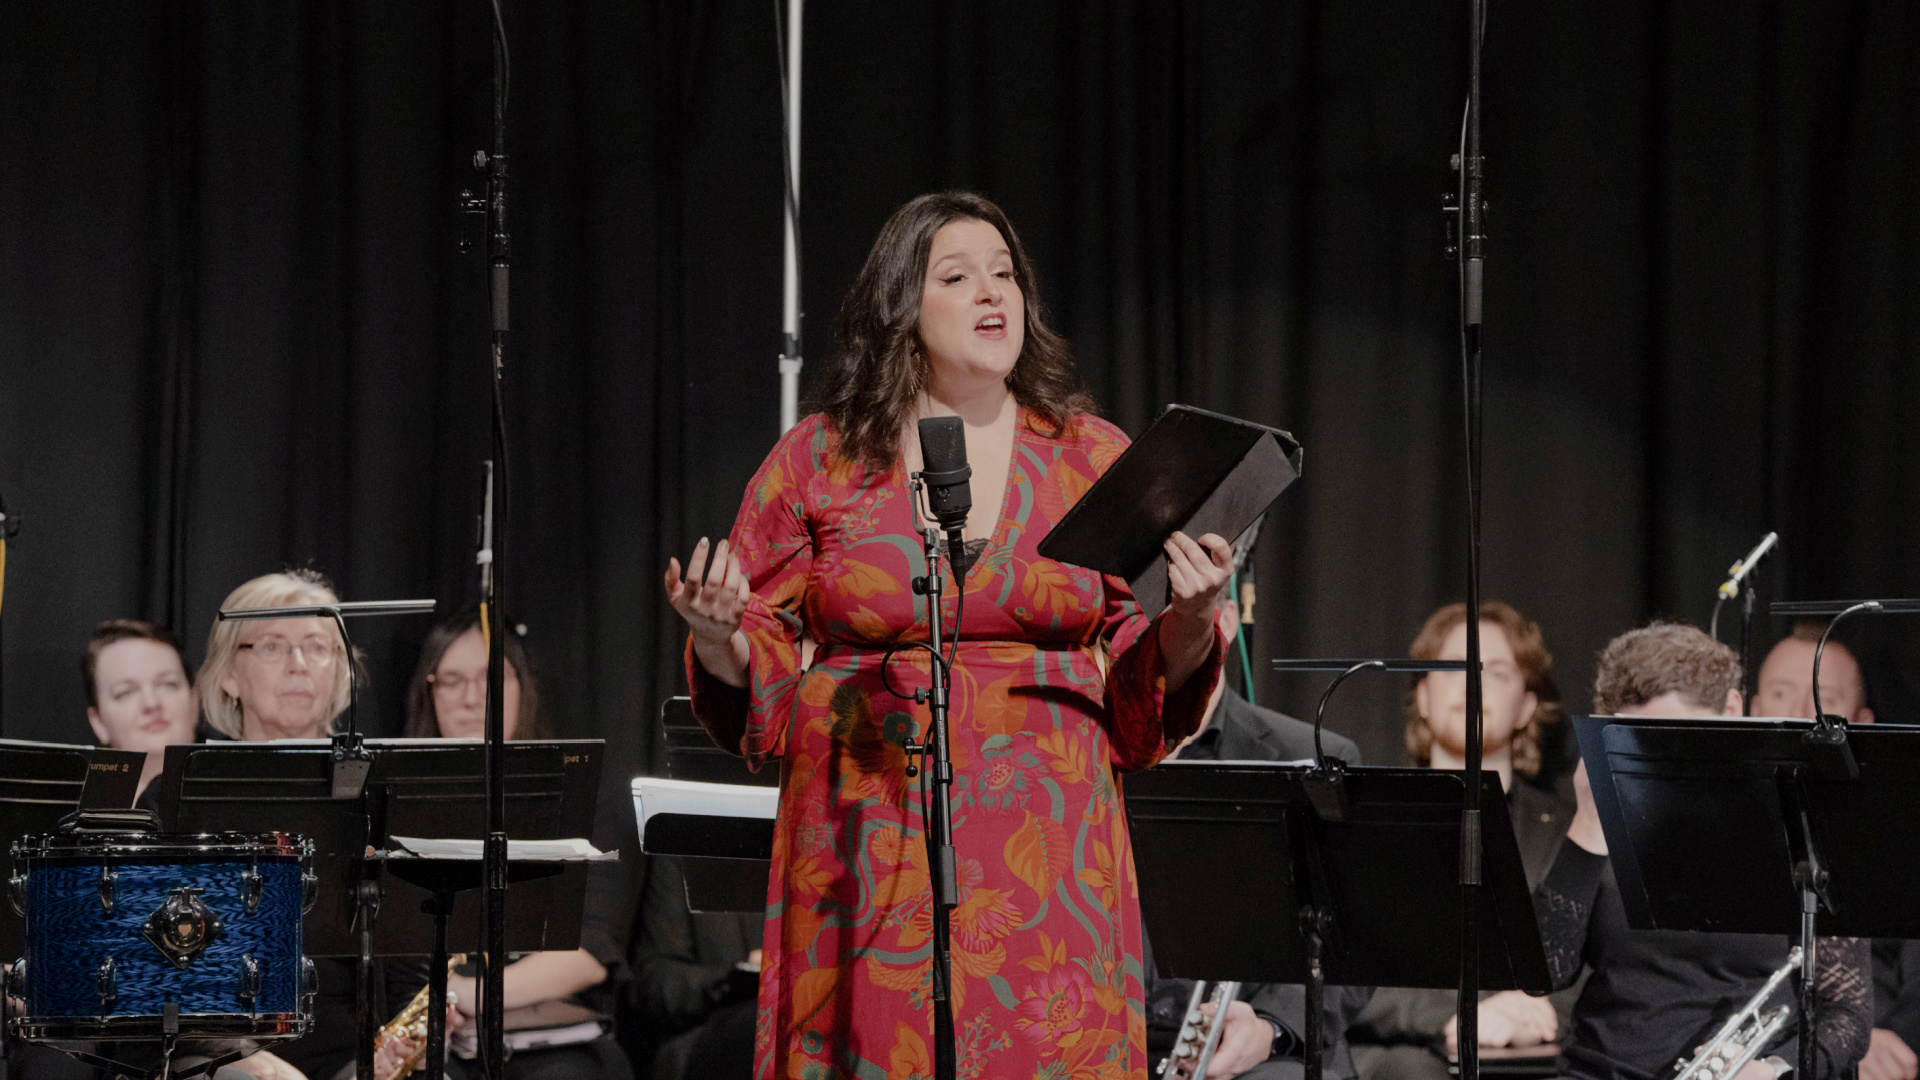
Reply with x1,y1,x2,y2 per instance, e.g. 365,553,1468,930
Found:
1,1,1916,777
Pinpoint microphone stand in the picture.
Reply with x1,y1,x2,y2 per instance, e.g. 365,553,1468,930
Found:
455,2,513,1075
0,491,17,738
1274,658,1473,1080
1441,0,1489,1072
775,0,804,433
893,477,960,1080
1740,569,1759,714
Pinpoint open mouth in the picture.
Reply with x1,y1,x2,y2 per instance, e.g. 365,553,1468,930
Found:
975,313,1007,336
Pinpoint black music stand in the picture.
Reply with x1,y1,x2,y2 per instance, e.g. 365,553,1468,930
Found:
1574,714,1920,1080
652,697,775,913
378,839,612,1080
0,741,144,960
633,772,775,914
660,697,778,788
0,741,143,1075
152,739,604,1080
1125,761,1550,1080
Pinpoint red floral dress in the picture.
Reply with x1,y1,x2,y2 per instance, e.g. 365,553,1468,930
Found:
688,409,1223,1080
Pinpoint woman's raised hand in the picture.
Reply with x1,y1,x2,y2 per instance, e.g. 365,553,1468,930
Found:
665,537,752,686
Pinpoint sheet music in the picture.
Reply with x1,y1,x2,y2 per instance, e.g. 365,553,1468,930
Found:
388,836,613,861
632,776,779,839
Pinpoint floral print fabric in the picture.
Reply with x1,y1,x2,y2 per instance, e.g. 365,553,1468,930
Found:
688,410,1223,1080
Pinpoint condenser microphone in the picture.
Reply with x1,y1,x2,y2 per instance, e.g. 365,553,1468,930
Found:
917,416,973,577
1718,531,1779,600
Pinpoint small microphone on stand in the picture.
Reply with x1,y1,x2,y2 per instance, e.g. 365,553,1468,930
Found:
917,417,974,579
1719,531,1779,600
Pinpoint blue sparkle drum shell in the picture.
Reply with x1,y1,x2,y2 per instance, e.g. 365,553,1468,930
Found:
10,832,315,1043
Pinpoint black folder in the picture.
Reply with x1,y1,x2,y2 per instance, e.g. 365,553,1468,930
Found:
1038,404,1302,617
0,740,144,958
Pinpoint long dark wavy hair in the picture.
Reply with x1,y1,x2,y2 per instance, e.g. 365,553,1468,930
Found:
818,191,1094,470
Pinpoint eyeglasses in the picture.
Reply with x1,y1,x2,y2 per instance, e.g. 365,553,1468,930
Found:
238,636,338,666
429,669,516,695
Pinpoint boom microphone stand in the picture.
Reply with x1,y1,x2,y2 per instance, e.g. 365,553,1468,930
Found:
0,490,17,738
455,2,514,1075
1440,1,1490,1072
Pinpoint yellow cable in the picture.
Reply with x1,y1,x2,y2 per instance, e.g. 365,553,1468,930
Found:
479,600,491,653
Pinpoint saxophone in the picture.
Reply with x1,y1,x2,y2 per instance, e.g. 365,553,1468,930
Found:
374,955,464,1080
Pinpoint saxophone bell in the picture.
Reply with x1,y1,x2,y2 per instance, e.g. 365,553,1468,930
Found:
373,954,465,1080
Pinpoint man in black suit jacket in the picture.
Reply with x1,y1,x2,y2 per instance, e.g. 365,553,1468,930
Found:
1142,585,1369,1080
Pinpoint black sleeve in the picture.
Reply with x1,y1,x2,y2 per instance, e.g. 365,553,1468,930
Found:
631,856,743,1031
1246,981,1305,1057
1532,843,1606,992
577,857,630,971
1345,986,1456,1045
1244,982,1369,1080
1875,939,1920,1049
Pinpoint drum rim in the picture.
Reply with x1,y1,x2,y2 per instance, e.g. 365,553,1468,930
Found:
11,832,313,860
10,1011,311,1042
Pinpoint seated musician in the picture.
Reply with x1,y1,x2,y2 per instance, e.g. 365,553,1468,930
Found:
1542,622,1871,1080
82,619,199,795
194,570,370,1080
1347,601,1577,1080
1142,530,1371,1080
382,607,633,1080
1756,625,1915,1080
627,855,760,1080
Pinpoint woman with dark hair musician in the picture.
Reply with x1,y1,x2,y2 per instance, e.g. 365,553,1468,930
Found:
666,191,1234,1080
378,607,631,1080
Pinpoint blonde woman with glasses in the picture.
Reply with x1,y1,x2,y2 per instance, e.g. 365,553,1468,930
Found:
192,569,366,1080
199,570,361,742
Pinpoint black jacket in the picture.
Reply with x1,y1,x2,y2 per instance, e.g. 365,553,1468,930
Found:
1346,776,1581,1053
1875,939,1920,1051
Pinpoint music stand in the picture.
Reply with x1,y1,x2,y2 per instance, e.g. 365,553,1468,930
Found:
1574,714,1920,1080
652,697,775,913
1125,761,1549,1080
633,774,775,914
0,740,144,960
152,738,604,1080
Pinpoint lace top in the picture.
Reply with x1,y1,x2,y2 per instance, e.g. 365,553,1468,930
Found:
1535,844,1870,1080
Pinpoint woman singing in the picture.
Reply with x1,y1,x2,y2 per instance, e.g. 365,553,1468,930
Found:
665,191,1233,1080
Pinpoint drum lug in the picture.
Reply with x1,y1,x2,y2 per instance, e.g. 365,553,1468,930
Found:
301,956,318,1014
302,869,318,914
236,954,261,1016
97,865,116,915
96,955,115,1013
242,863,263,913
7,869,24,917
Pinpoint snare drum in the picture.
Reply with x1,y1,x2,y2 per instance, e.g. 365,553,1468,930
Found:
9,832,316,1044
